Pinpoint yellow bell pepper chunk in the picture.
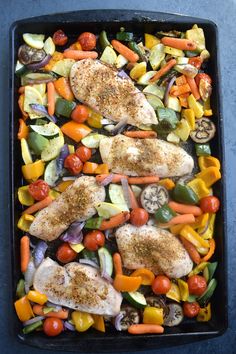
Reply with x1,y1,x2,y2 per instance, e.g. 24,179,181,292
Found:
72,311,94,332
198,213,216,240
158,178,175,190
177,279,189,301
187,94,204,118
69,243,85,253
187,178,210,199
198,156,221,171
196,167,221,187
203,96,211,110
94,163,109,175
143,306,164,325
87,109,103,129
170,224,185,235
180,225,209,248
130,62,147,80
22,160,45,182
144,33,160,49
18,185,34,206
92,314,106,332
191,213,209,229
197,303,211,322
14,296,34,322
204,109,213,116
188,262,209,277
166,282,181,302
68,144,75,154
17,214,35,232
49,189,61,200
27,290,48,305
181,108,195,130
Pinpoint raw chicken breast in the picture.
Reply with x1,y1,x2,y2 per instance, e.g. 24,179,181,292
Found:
29,176,105,241
99,135,194,177
115,224,193,278
33,258,122,316
70,59,157,127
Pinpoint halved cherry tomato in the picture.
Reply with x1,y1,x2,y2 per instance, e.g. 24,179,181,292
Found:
43,317,64,336
56,242,77,263
71,105,89,123
152,275,171,295
52,30,68,46
78,32,96,50
75,146,92,162
28,180,50,201
183,302,200,318
64,154,83,175
83,230,105,251
200,196,220,213
195,73,212,86
187,275,207,296
130,208,149,227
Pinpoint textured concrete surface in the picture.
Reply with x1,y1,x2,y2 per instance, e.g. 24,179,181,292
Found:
0,0,235,353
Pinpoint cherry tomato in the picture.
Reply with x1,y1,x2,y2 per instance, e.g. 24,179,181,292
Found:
152,275,171,295
83,230,105,251
200,196,220,213
43,317,64,337
183,302,200,318
195,73,212,86
56,242,77,263
189,56,202,69
187,275,207,296
130,208,149,227
52,30,68,46
64,154,83,175
71,104,89,123
75,146,92,162
78,32,96,50
28,180,50,201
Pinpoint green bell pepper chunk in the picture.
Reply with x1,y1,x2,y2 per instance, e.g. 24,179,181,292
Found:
16,279,25,299
128,41,144,59
82,250,99,265
55,98,76,118
198,278,217,306
195,144,211,157
22,320,43,334
99,30,111,50
27,132,49,155
172,183,199,205
85,217,103,229
116,32,133,41
187,294,198,303
155,204,176,223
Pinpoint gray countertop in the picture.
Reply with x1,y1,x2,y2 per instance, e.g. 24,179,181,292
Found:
1,0,235,353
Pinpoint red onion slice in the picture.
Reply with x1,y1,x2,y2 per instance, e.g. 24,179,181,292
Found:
114,312,124,331
79,259,99,268
164,75,176,106
121,178,131,209
30,104,57,123
34,241,48,267
60,221,85,244
46,301,62,312
110,118,128,135
117,70,130,79
101,271,113,283
98,173,114,186
64,321,76,331
23,316,45,327
27,54,52,70
56,144,70,176
105,229,114,240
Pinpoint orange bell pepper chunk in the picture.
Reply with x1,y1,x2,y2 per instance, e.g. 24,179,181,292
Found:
14,296,34,322
82,162,98,174
94,163,109,175
113,274,142,292
92,315,105,332
61,121,91,143
17,119,29,139
130,268,155,285
56,180,74,192
54,77,74,101
18,94,28,119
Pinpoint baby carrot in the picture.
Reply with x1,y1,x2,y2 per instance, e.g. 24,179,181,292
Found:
180,235,201,264
63,50,98,60
128,324,164,335
161,37,197,51
128,176,159,184
200,239,216,262
128,185,139,209
20,235,30,273
22,196,53,215
99,211,130,230
168,213,195,225
47,82,55,116
111,40,139,62
96,174,128,184
113,252,123,275
33,304,69,319
18,86,25,94
123,131,157,138
150,59,177,82
168,201,202,216
186,77,201,100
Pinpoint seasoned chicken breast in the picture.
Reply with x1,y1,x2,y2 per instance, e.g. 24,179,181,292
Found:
29,176,105,241
115,224,193,278
70,59,157,127
100,135,194,177
33,258,122,316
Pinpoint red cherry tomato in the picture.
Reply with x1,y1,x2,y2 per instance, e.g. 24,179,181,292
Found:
43,317,64,336
75,146,92,162
71,104,89,123
188,56,202,69
28,180,50,201
52,30,68,46
195,73,212,86
78,32,96,50
183,302,200,318
187,275,207,296
151,275,171,295
83,230,105,251
130,208,149,227
56,242,77,263
200,196,220,213
64,154,83,175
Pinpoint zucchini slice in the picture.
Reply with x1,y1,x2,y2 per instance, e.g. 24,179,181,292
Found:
123,291,147,309
98,247,113,277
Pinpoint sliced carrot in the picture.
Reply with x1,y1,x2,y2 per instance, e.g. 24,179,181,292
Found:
200,239,216,262
176,75,187,86
17,119,29,139
130,268,155,285
128,324,164,334
123,131,157,138
47,82,55,116
63,50,98,60
20,235,30,273
22,196,53,215
168,201,202,216
168,213,195,225
33,304,69,319
161,37,197,51
186,76,200,100
128,185,139,209
170,83,191,96
111,39,139,62
95,174,128,184
113,252,123,275
150,59,177,82
83,162,98,174
99,211,130,230
54,77,74,101
128,176,159,184
180,235,201,264
113,274,142,292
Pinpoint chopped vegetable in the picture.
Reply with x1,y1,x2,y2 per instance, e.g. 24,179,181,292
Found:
111,39,139,62
61,121,91,142
14,296,34,322
154,204,176,223
172,183,199,205
143,307,164,325
141,184,169,213
113,274,142,292
128,324,164,334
